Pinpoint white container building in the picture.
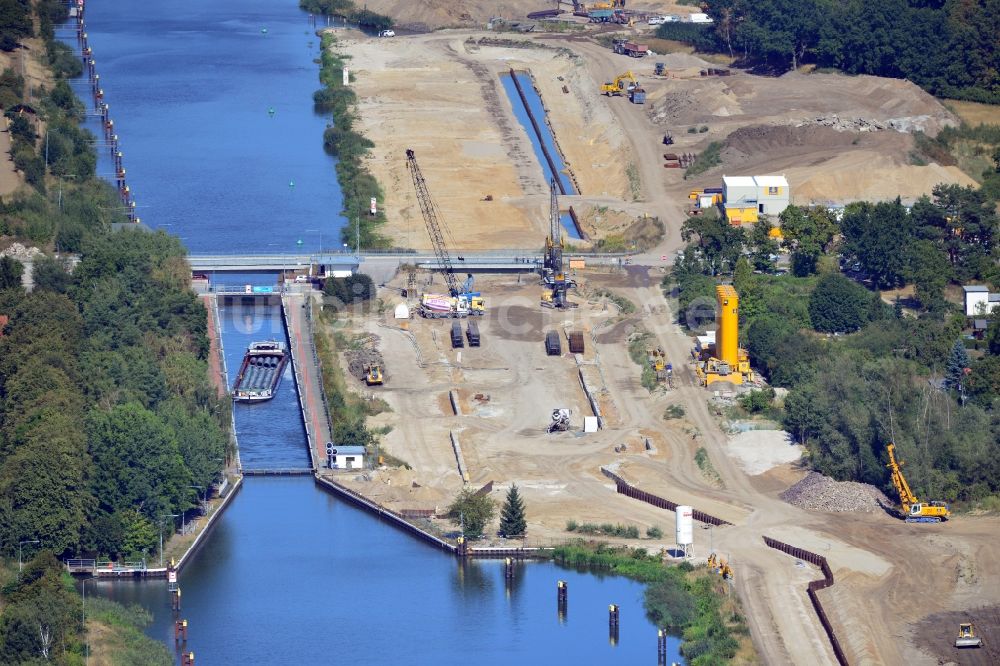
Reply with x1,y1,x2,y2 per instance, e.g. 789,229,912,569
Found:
676,505,694,556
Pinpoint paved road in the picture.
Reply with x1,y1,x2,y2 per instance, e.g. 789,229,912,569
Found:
282,292,330,470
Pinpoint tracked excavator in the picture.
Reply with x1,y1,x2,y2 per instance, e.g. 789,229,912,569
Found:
886,443,951,523
601,71,639,96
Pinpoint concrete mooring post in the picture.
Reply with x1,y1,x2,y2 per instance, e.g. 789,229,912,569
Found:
174,619,188,643
181,652,195,666
504,557,514,581
171,587,182,612
609,603,620,646
557,580,568,623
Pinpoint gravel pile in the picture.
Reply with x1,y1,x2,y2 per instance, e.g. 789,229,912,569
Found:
780,472,892,513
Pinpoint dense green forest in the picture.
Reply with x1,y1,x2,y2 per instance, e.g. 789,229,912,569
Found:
1,2,228,661
671,179,1000,506
657,0,1000,103
0,2,229,562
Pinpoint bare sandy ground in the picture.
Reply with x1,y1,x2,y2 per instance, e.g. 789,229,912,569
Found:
338,30,630,250
324,271,1000,666
358,0,701,31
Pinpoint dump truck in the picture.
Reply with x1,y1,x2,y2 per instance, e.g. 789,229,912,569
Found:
466,320,481,347
567,330,585,354
545,330,562,356
613,39,648,58
451,321,464,348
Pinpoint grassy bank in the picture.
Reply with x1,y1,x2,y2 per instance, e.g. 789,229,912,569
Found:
85,598,172,666
313,310,389,452
312,32,391,249
553,543,755,665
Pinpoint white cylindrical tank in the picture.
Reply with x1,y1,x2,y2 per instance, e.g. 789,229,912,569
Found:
676,505,694,546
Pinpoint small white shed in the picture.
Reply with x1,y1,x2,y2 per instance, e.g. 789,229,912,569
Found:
394,303,410,319
330,445,365,470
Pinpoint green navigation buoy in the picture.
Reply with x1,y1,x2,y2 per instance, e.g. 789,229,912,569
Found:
268,107,275,118
289,181,295,189
261,27,268,34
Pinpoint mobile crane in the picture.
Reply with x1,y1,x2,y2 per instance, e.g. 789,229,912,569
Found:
405,149,485,317
885,443,951,523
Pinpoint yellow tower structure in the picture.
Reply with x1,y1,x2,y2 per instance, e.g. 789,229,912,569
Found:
716,285,739,367
697,285,753,386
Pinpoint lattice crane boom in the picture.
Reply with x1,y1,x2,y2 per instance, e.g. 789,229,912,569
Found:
405,149,459,296
545,179,563,276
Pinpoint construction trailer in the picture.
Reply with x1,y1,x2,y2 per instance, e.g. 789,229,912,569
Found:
721,174,790,223
696,285,753,385
567,330,585,354
545,330,562,356
466,320,481,347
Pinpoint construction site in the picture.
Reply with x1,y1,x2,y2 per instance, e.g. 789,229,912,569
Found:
319,9,1000,666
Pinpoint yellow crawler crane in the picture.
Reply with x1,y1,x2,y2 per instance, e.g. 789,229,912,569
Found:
885,443,950,523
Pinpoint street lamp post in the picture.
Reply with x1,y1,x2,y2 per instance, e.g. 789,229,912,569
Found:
82,576,96,666
18,539,40,577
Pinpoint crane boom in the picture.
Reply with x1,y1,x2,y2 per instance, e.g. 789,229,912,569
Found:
405,148,459,296
546,178,562,275
886,443,918,509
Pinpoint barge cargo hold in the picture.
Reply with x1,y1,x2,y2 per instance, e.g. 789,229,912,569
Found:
233,340,289,402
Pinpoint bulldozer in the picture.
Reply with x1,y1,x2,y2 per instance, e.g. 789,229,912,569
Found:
955,623,982,648
886,443,951,523
601,71,639,97
365,364,384,386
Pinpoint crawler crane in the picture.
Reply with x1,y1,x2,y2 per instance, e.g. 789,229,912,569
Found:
885,443,950,523
539,179,577,309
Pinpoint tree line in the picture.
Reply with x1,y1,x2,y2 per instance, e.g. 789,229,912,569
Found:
658,0,1000,103
0,2,229,563
669,183,1000,505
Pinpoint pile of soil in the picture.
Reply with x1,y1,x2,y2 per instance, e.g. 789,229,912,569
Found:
780,472,892,513
345,335,385,381
722,125,859,163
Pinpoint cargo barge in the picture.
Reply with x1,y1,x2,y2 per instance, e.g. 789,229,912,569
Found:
233,340,289,402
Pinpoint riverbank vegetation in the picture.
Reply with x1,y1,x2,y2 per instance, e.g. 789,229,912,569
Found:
1,1,230,561
311,33,391,249
666,178,1000,509
657,1,1000,103
553,543,755,664
0,555,170,664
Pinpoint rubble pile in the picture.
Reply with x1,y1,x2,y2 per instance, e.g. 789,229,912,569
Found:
344,334,384,381
781,472,892,513
0,242,43,262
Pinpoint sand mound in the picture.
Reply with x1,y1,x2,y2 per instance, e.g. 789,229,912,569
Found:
723,125,857,160
781,472,892,513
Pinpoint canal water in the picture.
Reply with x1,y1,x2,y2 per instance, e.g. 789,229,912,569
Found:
499,72,581,240
69,1,682,662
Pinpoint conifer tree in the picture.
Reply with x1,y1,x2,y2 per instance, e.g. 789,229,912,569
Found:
499,483,527,538
945,339,971,391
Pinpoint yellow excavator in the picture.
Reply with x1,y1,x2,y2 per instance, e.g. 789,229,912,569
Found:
601,71,639,97
707,552,734,580
886,443,950,523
